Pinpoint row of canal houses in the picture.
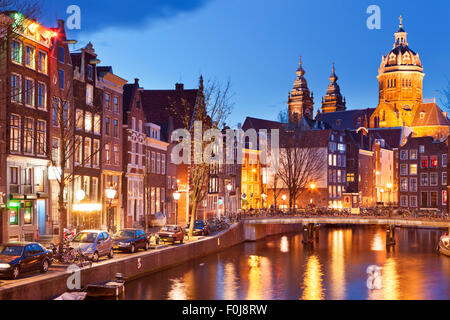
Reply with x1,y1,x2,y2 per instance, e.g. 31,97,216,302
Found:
0,13,241,243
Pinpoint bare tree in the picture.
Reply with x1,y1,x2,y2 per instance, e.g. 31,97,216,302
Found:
267,170,282,209
277,129,325,212
440,79,450,110
170,76,234,237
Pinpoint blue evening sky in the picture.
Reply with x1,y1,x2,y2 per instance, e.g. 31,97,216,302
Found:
41,0,450,127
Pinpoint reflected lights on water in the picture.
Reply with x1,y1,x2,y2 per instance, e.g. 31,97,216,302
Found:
247,256,272,300
280,236,289,253
301,255,324,300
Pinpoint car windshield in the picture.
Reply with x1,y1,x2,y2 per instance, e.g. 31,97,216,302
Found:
73,232,97,243
115,230,134,238
0,245,24,256
161,226,177,232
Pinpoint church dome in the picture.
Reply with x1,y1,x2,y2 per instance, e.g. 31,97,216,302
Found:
379,16,423,71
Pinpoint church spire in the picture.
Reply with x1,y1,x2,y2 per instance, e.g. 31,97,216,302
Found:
321,62,346,113
288,56,314,122
394,15,408,47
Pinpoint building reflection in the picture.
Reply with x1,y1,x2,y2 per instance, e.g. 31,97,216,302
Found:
223,262,238,300
167,269,194,300
329,229,351,300
280,236,289,253
246,256,272,300
301,255,324,300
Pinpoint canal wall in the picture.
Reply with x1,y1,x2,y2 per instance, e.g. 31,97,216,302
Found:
0,221,300,300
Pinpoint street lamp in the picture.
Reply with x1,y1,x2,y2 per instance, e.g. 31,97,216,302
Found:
173,192,181,225
75,189,86,202
226,183,232,217
105,187,117,233
282,194,287,211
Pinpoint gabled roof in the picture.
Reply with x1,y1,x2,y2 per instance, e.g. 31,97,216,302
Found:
412,103,450,127
369,127,404,149
316,108,375,130
295,130,331,148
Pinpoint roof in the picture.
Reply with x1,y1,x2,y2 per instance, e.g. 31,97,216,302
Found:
315,108,375,130
242,117,283,131
412,103,450,127
295,130,331,148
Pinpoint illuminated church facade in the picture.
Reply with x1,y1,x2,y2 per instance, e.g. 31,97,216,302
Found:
288,17,450,140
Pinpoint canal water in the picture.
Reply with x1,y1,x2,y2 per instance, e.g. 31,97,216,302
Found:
125,225,450,300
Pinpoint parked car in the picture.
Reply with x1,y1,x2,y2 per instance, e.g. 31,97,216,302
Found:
71,230,114,262
157,225,185,244
0,242,52,280
185,221,210,236
113,229,150,253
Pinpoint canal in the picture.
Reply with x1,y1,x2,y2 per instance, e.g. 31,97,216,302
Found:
125,225,450,300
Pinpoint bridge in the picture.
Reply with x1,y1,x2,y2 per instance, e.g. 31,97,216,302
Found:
243,216,450,243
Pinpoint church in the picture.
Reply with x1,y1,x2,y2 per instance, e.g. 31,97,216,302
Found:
289,17,450,140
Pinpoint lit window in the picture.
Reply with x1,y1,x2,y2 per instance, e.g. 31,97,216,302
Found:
11,40,22,64
37,51,47,73
11,74,22,103
410,164,417,175
24,46,35,69
86,84,93,105
430,156,438,168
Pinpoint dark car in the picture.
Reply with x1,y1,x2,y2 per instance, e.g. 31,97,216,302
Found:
157,225,185,244
113,229,150,253
186,221,210,236
0,242,52,280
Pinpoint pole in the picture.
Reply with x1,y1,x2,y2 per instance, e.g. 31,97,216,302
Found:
175,200,178,225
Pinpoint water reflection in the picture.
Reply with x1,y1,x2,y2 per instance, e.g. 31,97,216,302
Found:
125,226,450,300
301,255,324,300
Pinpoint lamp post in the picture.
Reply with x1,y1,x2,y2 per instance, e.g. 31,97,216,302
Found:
282,194,287,212
105,187,117,233
173,192,181,225
387,183,393,205
226,183,232,218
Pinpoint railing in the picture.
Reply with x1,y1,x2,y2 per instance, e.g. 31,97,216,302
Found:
234,208,450,222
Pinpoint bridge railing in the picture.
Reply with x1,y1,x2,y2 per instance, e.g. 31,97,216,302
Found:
232,208,449,222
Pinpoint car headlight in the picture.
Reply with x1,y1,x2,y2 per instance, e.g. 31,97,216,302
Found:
119,242,130,246
0,263,11,269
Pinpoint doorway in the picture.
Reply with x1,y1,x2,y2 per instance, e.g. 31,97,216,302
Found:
37,200,46,235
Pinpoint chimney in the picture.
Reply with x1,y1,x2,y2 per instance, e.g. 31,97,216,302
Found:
175,83,184,91
134,78,139,85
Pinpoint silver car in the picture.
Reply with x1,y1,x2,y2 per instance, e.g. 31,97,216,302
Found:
71,230,114,262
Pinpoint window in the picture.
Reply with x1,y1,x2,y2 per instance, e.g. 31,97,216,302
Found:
328,154,333,166
443,172,448,186
430,156,438,168
113,119,119,137
37,82,46,109
132,117,136,130
114,96,119,113
420,173,428,186
58,69,64,89
84,112,92,132
431,191,438,208
52,98,60,127
443,154,448,168
37,51,47,73
11,74,21,103
114,145,119,165
52,138,60,165
151,152,155,173
82,176,90,199
421,192,428,207
25,46,35,69
410,150,418,160
410,196,417,207
105,144,110,164
84,138,91,166
162,154,166,175
400,150,408,160
62,101,69,128
24,117,34,154
419,145,425,153
24,78,34,106
157,153,161,174
400,178,408,192
74,136,82,164
430,173,438,186
36,120,46,156
10,114,21,152
410,178,417,192
86,84,93,105
11,40,22,64
400,164,408,176
347,173,355,182
410,164,417,175
24,202,33,225
76,109,83,130
400,196,408,207
443,191,448,206
87,65,93,80
104,94,111,110
92,177,98,201
105,117,110,135
93,114,101,134
421,156,428,168
58,46,65,63
93,139,100,167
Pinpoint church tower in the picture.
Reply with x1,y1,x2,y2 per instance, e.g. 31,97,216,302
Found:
321,63,346,113
288,57,314,122
371,16,424,128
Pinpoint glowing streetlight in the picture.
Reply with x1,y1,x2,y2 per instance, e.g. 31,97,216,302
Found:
105,187,117,233
310,183,316,190
226,183,233,192
75,189,86,202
